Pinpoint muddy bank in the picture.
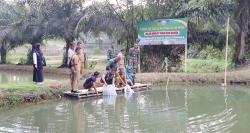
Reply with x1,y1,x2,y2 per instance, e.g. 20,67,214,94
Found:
136,73,250,85
1,65,250,85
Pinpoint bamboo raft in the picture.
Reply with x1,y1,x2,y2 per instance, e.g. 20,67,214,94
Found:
64,83,152,99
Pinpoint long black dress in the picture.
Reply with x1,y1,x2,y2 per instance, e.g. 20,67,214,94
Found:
33,52,44,83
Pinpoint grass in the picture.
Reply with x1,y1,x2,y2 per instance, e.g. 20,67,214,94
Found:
182,59,229,73
0,80,67,108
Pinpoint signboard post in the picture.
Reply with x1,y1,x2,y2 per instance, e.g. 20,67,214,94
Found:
138,18,188,72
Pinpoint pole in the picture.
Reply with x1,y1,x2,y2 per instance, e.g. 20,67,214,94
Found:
224,17,230,86
184,43,188,73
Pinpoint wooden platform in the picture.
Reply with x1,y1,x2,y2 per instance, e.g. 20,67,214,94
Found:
64,83,152,99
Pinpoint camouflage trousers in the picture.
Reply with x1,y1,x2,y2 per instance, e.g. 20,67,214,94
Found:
129,58,139,73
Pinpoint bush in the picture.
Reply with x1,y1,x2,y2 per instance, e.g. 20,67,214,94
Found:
94,48,100,55
18,57,27,65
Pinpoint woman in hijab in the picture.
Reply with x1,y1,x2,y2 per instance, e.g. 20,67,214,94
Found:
33,43,46,84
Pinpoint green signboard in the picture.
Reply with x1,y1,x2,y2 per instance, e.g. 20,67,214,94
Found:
138,18,188,45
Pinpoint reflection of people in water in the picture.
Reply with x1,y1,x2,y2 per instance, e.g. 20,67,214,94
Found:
71,100,85,133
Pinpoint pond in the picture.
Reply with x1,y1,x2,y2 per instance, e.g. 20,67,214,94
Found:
0,84,249,133
0,71,65,84
0,72,32,84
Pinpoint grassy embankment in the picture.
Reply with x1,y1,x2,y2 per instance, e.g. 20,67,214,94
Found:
0,80,67,109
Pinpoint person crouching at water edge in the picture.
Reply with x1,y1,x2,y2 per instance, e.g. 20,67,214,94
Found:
83,71,100,95
101,68,116,86
115,68,127,87
33,43,46,84
70,47,82,93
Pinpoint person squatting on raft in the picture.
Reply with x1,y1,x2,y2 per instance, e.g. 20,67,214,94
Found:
115,68,127,87
77,42,85,76
69,47,82,93
101,68,116,86
83,71,100,95
33,43,46,84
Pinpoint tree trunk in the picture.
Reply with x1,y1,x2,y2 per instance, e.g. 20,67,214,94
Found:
235,0,250,64
0,42,7,64
60,38,74,67
236,27,247,64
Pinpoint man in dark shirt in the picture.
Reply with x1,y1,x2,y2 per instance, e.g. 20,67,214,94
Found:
107,42,117,61
101,69,116,86
83,71,100,95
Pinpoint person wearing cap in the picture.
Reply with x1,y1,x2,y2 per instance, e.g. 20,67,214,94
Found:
128,43,140,73
70,47,81,93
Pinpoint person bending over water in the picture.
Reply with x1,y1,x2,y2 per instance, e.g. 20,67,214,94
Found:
101,68,116,86
115,68,127,87
106,56,120,71
83,71,100,95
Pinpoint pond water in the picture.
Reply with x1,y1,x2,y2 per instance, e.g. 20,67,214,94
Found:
0,84,250,133
0,72,32,84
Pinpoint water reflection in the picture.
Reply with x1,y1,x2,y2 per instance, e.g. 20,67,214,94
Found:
0,72,31,83
0,85,248,133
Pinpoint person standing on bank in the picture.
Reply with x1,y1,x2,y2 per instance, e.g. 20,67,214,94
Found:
33,43,46,84
70,47,82,93
107,42,117,61
128,43,140,73
77,42,84,75
67,42,76,66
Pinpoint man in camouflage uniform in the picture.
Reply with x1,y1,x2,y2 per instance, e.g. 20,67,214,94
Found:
107,42,117,61
128,43,140,73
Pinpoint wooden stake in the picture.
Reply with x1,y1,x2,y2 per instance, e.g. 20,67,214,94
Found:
224,17,230,87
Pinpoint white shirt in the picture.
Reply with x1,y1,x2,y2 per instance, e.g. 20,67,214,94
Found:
67,48,74,65
33,53,37,65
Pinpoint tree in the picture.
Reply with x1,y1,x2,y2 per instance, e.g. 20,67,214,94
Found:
235,0,250,64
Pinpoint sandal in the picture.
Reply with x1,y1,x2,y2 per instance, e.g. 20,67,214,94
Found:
71,90,80,93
